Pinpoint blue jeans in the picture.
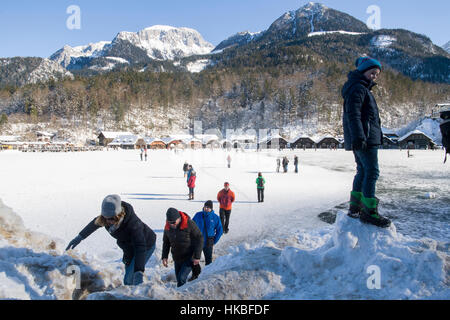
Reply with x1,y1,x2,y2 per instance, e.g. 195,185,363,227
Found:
174,259,193,287
123,244,155,285
203,246,213,265
352,147,379,198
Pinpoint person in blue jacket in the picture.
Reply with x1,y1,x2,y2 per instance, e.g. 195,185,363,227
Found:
192,200,223,267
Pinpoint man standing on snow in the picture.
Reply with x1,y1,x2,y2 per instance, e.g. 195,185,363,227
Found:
342,56,391,228
256,172,265,202
66,195,157,286
161,208,203,287
192,201,223,266
217,182,235,234
294,155,299,173
276,158,281,173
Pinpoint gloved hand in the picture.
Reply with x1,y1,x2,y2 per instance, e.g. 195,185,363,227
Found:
352,139,367,151
65,235,83,251
122,256,132,266
132,271,144,285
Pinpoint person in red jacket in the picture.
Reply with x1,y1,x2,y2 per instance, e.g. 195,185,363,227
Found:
217,182,235,234
187,170,196,200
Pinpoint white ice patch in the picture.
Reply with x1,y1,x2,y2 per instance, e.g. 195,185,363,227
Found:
308,31,365,37
186,59,211,73
371,35,397,48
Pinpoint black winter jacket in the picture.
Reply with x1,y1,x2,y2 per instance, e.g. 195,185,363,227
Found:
342,70,383,151
79,201,156,273
161,211,203,263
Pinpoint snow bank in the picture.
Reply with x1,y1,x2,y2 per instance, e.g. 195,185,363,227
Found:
280,211,449,299
87,211,448,300
0,199,121,300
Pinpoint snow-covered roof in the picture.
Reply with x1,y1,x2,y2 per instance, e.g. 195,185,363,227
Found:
109,135,140,145
398,130,434,142
382,127,398,136
100,131,133,139
316,136,339,143
290,135,315,143
36,131,55,137
0,135,21,142
144,137,165,144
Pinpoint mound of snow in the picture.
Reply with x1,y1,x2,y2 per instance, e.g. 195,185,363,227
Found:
0,199,121,299
280,211,449,299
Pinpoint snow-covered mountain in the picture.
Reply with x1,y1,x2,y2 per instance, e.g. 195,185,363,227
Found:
443,41,450,54
262,2,370,43
213,31,263,52
49,25,214,70
0,57,73,87
49,41,111,68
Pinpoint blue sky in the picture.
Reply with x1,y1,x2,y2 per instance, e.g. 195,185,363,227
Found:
0,0,448,58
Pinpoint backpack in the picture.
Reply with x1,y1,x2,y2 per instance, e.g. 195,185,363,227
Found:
440,109,450,163
257,177,264,188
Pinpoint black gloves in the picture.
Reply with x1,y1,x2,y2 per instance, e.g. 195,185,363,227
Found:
352,140,367,151
66,235,83,251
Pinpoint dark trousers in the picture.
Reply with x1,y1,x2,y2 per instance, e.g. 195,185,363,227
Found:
174,259,193,287
295,164,298,173
219,208,231,232
203,246,213,265
352,147,379,198
257,188,264,202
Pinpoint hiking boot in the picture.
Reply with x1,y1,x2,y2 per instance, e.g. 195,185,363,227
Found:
348,191,363,219
360,197,391,228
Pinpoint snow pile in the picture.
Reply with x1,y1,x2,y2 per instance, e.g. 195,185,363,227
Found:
0,199,121,300
280,212,449,299
88,211,448,300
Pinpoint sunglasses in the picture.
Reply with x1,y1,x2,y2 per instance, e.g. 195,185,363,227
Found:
167,220,178,225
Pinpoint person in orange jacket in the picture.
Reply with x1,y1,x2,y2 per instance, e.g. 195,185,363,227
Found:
217,182,235,234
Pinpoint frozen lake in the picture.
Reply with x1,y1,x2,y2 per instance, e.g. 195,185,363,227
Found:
0,148,448,299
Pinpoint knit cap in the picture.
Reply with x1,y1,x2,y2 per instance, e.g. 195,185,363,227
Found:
355,56,382,73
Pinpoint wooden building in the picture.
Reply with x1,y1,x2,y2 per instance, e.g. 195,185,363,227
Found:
98,131,133,146
398,130,436,150
290,136,316,149
316,136,340,149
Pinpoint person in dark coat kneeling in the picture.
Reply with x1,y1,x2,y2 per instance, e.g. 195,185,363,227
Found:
66,194,157,285
161,208,203,287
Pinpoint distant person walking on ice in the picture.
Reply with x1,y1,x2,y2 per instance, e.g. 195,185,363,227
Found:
217,182,235,234
294,155,299,173
140,146,144,161
192,200,223,266
144,146,148,161
282,156,289,173
342,56,391,228
227,154,232,168
183,161,189,177
162,208,203,287
276,158,281,173
187,169,196,200
66,195,157,285
256,172,265,202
